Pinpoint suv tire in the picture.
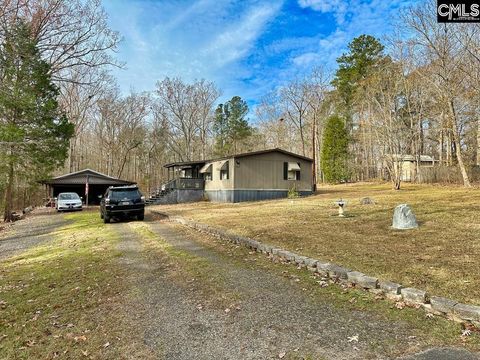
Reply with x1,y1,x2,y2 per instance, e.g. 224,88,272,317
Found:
137,213,144,221
104,215,110,224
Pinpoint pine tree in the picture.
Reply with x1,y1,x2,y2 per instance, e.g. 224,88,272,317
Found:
332,35,385,126
213,96,252,156
0,21,74,221
321,115,349,183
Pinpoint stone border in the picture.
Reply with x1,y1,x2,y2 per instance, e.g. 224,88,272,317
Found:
153,211,480,328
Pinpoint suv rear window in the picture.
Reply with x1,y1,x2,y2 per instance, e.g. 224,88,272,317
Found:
109,189,141,201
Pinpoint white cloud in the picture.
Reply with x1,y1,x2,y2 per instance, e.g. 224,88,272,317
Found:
204,3,282,66
103,0,283,101
292,52,322,66
290,0,413,74
298,0,349,23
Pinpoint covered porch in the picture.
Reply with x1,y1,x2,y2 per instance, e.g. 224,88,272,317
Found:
164,160,206,190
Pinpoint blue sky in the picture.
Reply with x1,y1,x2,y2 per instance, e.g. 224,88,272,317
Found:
103,0,417,105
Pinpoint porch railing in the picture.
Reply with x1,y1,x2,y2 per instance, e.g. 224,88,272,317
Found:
165,177,204,190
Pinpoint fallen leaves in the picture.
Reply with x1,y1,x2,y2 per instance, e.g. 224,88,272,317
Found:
347,335,359,343
395,301,406,310
316,280,328,288
74,335,87,342
25,339,36,347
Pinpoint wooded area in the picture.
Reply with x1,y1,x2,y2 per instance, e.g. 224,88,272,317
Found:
1,0,480,219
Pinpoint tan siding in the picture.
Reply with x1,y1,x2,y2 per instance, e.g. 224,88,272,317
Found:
204,158,234,190
233,152,312,191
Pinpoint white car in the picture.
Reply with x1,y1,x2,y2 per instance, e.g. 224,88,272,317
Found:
56,192,83,212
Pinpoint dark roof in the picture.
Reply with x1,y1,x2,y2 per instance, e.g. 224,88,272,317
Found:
40,169,135,186
163,160,206,168
231,148,313,162
163,148,313,168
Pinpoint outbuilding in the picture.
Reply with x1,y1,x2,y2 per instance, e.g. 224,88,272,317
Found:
40,169,135,205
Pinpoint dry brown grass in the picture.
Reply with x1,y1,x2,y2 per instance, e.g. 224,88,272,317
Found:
154,182,480,305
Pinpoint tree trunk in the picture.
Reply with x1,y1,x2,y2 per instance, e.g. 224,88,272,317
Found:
299,124,306,156
439,129,443,165
3,156,14,222
477,117,480,166
449,101,471,187
392,160,402,190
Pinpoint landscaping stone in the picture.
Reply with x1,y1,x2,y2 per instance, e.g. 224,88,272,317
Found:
360,197,375,205
294,255,308,266
347,271,364,283
315,262,332,276
392,204,418,230
271,248,282,255
347,271,378,289
256,243,266,253
263,245,273,254
401,287,428,305
304,258,318,272
453,303,480,321
277,250,295,262
247,240,260,249
430,296,457,315
326,264,350,280
303,258,317,267
379,281,403,295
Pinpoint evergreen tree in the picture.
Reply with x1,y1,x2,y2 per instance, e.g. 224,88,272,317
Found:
213,96,252,156
321,115,349,183
0,21,74,221
332,35,385,125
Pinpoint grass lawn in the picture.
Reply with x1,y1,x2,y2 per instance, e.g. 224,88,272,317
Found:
0,211,155,359
154,182,480,305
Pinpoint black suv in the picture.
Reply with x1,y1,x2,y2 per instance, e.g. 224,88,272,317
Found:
100,185,145,223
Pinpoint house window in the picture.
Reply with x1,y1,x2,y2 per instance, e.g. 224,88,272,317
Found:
284,162,301,181
220,161,229,180
288,170,299,180
199,163,213,181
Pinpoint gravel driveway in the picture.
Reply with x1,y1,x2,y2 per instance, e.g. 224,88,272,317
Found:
0,210,69,261
111,215,480,360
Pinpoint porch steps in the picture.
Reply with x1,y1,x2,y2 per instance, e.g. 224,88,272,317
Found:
145,188,173,206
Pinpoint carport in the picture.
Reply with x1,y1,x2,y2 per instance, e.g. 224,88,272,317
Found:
40,169,135,205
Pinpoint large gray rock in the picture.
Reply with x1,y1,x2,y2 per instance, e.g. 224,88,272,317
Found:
392,204,418,229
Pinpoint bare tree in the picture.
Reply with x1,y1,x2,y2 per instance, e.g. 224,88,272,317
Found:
154,77,219,162
366,61,416,190
0,0,121,84
59,67,113,172
401,1,472,187
194,79,220,160
279,79,311,156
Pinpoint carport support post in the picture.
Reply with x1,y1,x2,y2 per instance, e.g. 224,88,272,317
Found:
85,174,89,207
